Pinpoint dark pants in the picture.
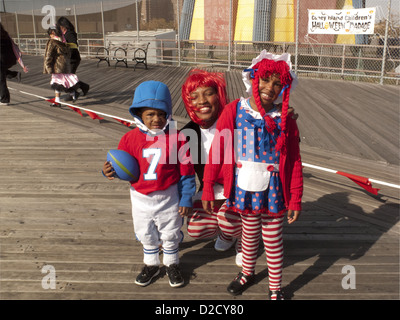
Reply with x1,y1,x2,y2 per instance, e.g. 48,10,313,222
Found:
0,69,10,103
70,51,89,94
6,70,18,79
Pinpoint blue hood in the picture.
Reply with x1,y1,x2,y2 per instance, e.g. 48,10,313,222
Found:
129,81,172,120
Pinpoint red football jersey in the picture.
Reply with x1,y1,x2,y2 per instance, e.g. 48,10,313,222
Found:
118,128,194,195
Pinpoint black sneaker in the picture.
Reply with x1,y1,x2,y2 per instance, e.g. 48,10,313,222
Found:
166,264,184,288
227,272,254,296
135,265,160,287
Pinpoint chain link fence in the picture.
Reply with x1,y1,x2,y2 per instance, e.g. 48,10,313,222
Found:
1,0,398,84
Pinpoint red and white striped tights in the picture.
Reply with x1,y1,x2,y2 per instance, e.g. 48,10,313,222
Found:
187,201,242,246
240,213,284,291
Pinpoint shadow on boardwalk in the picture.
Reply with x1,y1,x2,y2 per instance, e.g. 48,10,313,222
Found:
283,191,399,299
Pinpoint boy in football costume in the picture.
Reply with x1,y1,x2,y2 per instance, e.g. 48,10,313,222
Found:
102,81,196,287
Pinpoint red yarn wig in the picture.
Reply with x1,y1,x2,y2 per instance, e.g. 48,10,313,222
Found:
181,69,228,127
251,59,293,154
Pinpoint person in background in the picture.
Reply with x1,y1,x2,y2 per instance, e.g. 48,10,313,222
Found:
56,16,89,100
43,27,80,106
0,23,28,105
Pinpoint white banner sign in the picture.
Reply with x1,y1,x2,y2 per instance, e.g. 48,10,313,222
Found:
308,7,376,34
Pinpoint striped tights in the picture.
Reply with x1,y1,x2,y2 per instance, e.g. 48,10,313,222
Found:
240,213,284,291
187,201,242,244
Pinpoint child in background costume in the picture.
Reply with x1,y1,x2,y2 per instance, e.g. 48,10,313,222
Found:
43,27,80,106
102,81,196,288
181,69,242,263
202,51,303,300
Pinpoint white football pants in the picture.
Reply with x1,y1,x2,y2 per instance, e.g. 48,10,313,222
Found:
130,184,183,267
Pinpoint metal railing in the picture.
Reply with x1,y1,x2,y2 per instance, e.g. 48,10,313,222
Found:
19,37,399,85
2,0,398,85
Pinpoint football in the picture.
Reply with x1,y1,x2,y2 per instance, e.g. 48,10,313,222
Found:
107,149,140,182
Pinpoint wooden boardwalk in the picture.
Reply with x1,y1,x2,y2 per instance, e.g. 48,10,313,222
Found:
0,56,399,301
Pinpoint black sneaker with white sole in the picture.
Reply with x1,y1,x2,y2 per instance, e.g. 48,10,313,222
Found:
166,264,184,288
135,265,160,287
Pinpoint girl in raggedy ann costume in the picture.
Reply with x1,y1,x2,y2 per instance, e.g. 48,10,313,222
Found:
202,51,303,300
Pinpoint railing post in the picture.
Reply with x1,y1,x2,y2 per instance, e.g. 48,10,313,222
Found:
135,0,139,44
228,0,232,71
294,0,300,73
15,12,20,46
194,41,197,63
161,39,164,62
234,41,237,66
101,2,105,47
341,44,346,76
31,9,37,55
73,5,78,34
177,0,181,67
380,0,391,85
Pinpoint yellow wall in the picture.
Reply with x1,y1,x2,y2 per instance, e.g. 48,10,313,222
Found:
234,0,255,42
273,0,295,42
189,0,205,41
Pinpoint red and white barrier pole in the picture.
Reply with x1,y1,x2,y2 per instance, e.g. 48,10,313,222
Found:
303,163,400,195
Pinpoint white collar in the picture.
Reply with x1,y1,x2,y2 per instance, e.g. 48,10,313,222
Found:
133,116,173,136
240,97,281,119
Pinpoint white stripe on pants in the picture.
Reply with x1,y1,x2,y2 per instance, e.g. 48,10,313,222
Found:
130,184,183,266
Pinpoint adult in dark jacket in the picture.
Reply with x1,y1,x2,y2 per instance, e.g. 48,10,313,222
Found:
0,23,17,105
56,17,89,99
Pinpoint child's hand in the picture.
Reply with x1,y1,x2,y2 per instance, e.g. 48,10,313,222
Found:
287,107,299,120
277,104,298,120
102,161,115,180
202,200,214,215
179,206,193,217
287,210,301,224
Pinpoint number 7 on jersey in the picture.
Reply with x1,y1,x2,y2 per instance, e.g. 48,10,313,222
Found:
142,148,162,180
